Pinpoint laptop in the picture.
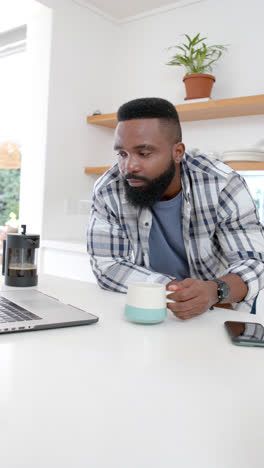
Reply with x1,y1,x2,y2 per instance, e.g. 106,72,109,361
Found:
0,288,99,334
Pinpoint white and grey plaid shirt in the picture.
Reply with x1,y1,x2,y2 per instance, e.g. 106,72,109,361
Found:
87,151,264,312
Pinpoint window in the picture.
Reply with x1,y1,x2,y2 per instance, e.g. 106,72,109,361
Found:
239,171,264,224
0,25,26,226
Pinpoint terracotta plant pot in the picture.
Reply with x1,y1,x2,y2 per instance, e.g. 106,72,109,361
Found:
183,73,215,100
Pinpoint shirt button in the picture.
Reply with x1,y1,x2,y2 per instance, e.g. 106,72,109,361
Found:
145,222,149,226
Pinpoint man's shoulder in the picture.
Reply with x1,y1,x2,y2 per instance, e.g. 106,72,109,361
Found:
94,164,124,195
183,149,235,180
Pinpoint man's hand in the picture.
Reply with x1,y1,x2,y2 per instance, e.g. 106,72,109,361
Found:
166,278,218,320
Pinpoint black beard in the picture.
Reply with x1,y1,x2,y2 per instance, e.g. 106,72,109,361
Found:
123,158,176,208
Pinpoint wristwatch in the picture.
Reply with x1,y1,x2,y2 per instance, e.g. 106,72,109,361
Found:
211,279,230,304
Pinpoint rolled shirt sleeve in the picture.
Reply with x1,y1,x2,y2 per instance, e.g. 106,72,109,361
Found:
216,173,264,302
87,177,173,293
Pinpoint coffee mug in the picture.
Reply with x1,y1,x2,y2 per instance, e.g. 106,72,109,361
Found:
125,282,167,324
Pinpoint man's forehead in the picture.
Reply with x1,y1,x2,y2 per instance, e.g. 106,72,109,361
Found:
116,118,160,132
114,118,163,143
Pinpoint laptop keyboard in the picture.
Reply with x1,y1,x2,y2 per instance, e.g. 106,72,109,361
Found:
0,296,41,323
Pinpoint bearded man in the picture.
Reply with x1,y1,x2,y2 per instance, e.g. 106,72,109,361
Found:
87,97,264,319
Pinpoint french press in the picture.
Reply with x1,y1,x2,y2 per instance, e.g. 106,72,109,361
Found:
2,225,40,287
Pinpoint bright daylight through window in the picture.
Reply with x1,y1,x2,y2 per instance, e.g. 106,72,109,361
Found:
239,171,264,224
0,25,26,261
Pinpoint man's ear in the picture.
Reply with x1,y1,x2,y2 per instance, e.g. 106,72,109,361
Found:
172,142,185,164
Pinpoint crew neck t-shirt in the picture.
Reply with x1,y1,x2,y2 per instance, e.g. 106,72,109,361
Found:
148,191,190,280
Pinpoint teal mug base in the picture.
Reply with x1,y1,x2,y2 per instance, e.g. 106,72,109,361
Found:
125,304,167,324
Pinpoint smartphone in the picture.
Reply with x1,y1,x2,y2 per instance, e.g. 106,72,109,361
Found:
224,321,264,347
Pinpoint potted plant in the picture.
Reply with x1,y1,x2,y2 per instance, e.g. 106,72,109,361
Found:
166,33,228,100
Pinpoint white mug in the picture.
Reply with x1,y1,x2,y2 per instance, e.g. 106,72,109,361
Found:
125,282,167,324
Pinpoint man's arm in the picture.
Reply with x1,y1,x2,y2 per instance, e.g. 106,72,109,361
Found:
167,173,264,319
87,187,172,292
166,273,248,320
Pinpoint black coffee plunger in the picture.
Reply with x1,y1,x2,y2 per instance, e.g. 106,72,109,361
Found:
2,224,40,287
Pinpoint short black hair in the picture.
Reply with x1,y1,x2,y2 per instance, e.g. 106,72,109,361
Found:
117,97,182,143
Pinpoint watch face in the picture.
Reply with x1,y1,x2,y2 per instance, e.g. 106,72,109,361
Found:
218,281,230,302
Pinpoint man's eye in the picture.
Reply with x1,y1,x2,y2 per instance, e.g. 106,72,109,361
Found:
117,152,127,158
139,152,151,157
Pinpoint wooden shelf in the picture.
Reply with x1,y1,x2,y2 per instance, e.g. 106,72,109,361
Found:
225,161,264,171
84,166,110,175
85,95,264,175
84,161,264,175
87,113,117,129
86,94,264,128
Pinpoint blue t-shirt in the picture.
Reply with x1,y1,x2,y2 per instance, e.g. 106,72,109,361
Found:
149,191,190,280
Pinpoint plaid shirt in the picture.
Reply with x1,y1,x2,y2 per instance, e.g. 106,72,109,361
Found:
87,151,264,312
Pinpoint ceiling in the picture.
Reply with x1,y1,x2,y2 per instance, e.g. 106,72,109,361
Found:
72,0,189,21
0,0,202,32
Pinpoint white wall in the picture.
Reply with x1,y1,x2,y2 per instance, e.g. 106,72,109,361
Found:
114,0,264,154
40,0,118,241
27,0,118,242
115,0,264,102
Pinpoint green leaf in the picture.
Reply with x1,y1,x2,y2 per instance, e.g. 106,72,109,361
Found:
176,45,188,53
166,33,228,74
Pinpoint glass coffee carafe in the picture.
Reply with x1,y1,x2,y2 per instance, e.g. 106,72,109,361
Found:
2,225,40,287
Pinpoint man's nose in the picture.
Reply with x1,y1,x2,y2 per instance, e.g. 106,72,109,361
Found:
125,154,141,173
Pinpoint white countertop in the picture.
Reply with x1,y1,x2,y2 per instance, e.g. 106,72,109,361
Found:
0,275,264,468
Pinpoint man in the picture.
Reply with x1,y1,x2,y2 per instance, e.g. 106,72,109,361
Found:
87,97,264,320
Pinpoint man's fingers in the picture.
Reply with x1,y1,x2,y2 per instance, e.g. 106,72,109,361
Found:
167,282,182,292
167,279,204,302
166,287,197,303
167,278,193,291
166,278,215,320
167,303,205,320
181,278,196,288
167,298,199,314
